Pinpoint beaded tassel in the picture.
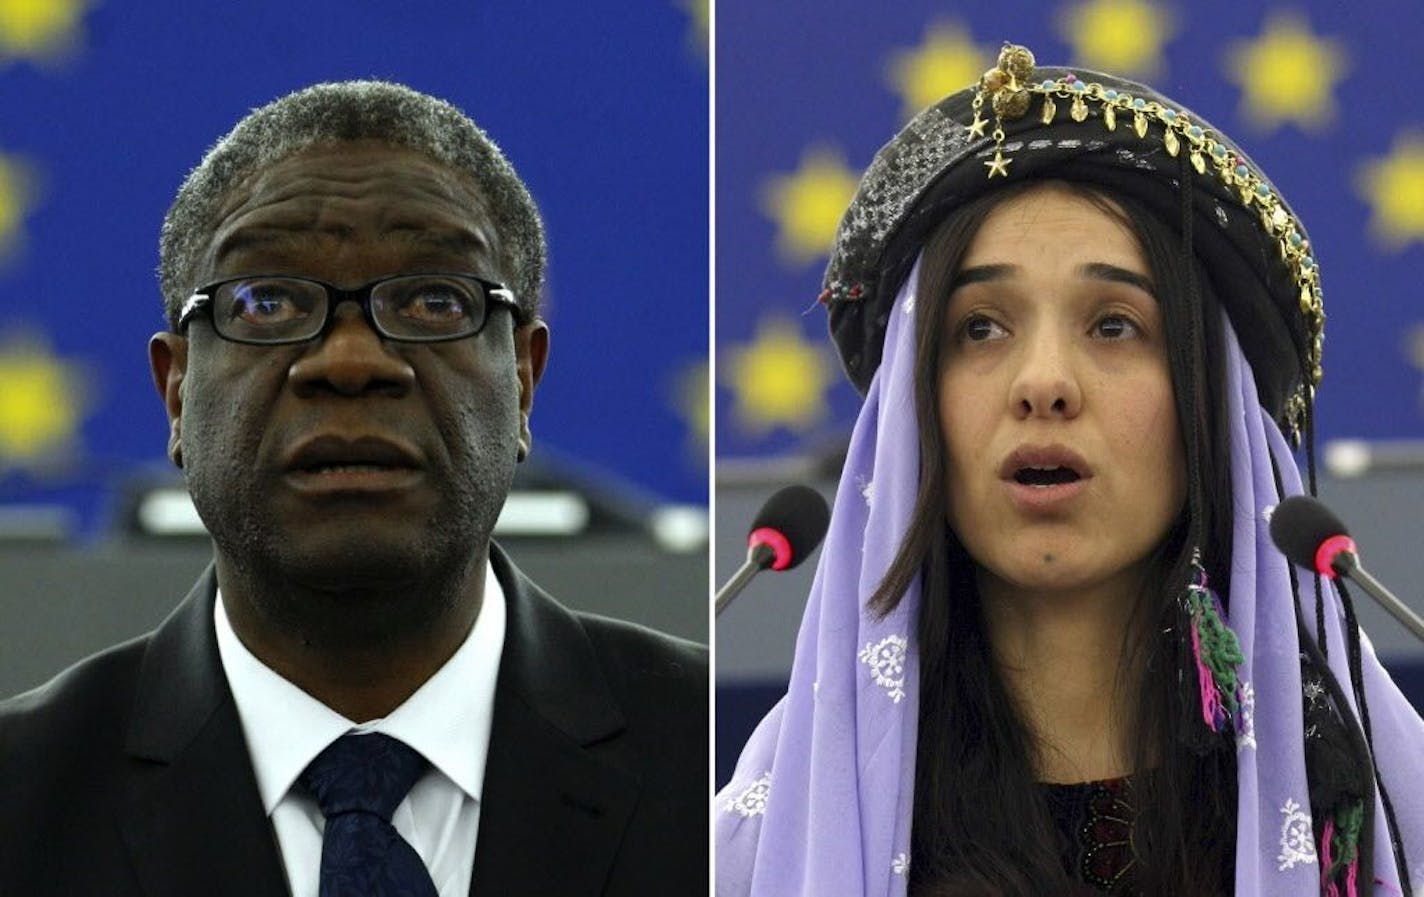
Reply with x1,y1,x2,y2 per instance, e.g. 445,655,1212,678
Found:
1184,556,1244,733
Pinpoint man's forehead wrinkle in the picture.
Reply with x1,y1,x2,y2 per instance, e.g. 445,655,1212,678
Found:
211,224,348,267
217,146,480,213
211,200,493,262
215,220,491,256
377,216,494,253
199,145,505,288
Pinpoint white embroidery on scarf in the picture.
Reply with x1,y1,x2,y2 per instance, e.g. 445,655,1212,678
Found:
857,474,875,508
724,772,772,817
1236,680,1256,751
1276,798,1318,870
859,634,908,703
892,853,910,876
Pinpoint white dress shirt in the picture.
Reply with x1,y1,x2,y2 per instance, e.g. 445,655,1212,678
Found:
213,564,505,897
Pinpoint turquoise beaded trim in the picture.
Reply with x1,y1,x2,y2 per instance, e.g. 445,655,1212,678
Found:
970,44,1321,443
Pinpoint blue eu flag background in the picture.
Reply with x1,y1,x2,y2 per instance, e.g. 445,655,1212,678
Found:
717,0,1424,464
0,0,709,536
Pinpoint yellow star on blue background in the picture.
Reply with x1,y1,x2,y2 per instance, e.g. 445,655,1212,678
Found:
885,21,989,121
1059,0,1174,79
0,331,90,470
723,316,834,436
0,0,90,66
760,146,861,267
1357,132,1424,251
1225,11,1348,133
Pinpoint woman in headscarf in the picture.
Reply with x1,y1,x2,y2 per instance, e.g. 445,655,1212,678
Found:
717,44,1424,897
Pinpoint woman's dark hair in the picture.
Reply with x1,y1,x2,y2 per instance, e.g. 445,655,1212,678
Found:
869,178,1239,896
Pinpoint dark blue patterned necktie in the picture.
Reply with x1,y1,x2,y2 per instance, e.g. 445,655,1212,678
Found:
298,732,440,897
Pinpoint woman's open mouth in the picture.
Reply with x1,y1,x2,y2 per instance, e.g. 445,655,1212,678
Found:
1012,466,1082,487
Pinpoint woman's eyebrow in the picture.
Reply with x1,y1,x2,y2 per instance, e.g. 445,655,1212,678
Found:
950,262,1155,295
950,263,1017,290
1078,261,1155,295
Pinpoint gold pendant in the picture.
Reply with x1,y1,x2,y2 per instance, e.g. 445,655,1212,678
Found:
1104,104,1117,131
1164,128,1179,156
1071,94,1088,122
984,151,1011,178
1041,95,1056,125
969,113,988,138
1133,111,1148,138
1190,151,1206,175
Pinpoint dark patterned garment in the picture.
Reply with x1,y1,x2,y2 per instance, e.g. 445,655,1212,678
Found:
1043,777,1138,895
1034,649,1366,897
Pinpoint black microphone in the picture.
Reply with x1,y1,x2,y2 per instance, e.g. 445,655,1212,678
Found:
714,484,830,617
1269,495,1424,642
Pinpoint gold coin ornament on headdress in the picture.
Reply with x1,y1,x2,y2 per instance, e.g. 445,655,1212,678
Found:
966,42,1325,442
970,45,1037,177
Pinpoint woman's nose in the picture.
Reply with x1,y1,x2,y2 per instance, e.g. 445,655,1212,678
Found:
1009,330,1082,420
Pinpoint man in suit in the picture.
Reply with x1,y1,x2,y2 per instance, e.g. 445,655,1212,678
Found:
0,82,707,895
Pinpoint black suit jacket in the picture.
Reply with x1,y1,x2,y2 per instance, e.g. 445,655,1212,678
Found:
0,544,708,895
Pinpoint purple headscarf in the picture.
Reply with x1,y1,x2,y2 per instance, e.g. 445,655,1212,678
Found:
716,258,1424,896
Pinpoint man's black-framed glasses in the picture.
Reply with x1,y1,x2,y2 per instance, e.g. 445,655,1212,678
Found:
177,273,518,345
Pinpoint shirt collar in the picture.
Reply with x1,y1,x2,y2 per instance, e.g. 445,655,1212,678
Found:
214,563,506,815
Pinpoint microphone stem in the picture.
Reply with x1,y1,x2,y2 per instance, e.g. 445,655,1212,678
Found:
714,543,776,617
1337,553,1424,643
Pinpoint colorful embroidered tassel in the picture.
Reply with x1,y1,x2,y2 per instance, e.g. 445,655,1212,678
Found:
1322,817,1339,897
1189,616,1225,730
1184,555,1244,733
1320,801,1364,897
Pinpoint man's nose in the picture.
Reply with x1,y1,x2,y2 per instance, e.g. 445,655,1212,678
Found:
288,302,416,397
1009,328,1082,420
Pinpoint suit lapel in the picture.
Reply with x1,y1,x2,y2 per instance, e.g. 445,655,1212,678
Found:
113,552,640,896
470,546,640,896
120,568,290,897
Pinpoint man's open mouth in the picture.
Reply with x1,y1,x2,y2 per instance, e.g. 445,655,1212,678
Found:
282,436,426,494
285,435,422,475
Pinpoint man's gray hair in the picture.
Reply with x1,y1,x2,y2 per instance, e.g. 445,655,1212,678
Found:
158,80,546,328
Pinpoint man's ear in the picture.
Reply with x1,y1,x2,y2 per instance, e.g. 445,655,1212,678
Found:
149,332,188,468
513,321,549,462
